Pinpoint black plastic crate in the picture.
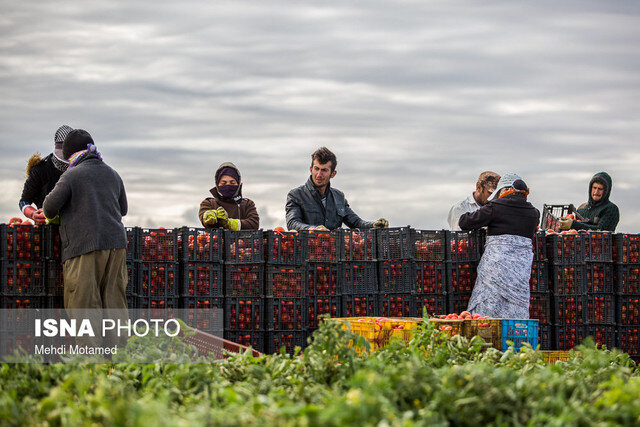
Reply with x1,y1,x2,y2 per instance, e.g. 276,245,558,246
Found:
266,330,306,355
415,293,446,317
126,295,137,309
552,265,586,295
616,264,640,294
43,224,61,260
555,324,586,351
585,293,614,324
540,204,571,232
584,232,613,262
266,265,306,298
264,230,305,265
139,262,179,297
447,292,471,315
446,230,482,262
529,261,549,293
46,260,63,296
532,231,546,262
446,262,478,294
307,263,339,296
529,292,551,325
553,295,586,325
380,293,415,317
340,229,377,261
340,262,378,294
613,233,640,264
224,230,264,263
379,261,416,293
178,227,223,263
180,262,223,298
585,263,614,293
180,297,224,332
617,295,640,325
376,227,412,260
47,295,65,309
225,296,263,330
266,297,306,330
547,233,585,265
307,296,341,329
412,229,446,262
139,228,179,262
136,296,179,310
303,230,340,262
225,330,265,353
616,326,640,358
0,224,43,261
225,263,264,297
2,261,46,295
1,295,46,309
415,262,446,294
584,324,615,349
539,324,552,350
341,294,378,317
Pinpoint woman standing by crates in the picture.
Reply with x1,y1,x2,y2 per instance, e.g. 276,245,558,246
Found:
458,173,540,319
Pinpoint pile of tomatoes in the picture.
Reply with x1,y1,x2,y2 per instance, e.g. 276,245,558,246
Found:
415,262,444,293
268,267,304,297
307,264,338,296
342,232,374,261
226,298,262,330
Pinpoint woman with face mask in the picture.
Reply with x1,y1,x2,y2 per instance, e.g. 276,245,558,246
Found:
198,162,260,230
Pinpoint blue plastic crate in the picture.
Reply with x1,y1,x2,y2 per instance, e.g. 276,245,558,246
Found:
501,319,539,352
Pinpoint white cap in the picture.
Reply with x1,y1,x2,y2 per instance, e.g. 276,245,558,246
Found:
487,172,522,201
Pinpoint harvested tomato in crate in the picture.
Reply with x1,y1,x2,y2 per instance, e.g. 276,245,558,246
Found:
552,265,586,295
307,263,339,296
416,262,445,294
304,230,339,262
266,330,306,355
225,297,263,330
555,325,585,350
224,230,264,263
340,262,377,294
180,262,223,297
447,262,477,293
532,231,546,262
266,297,305,330
412,229,445,261
547,233,585,264
2,261,45,296
617,295,640,325
446,230,482,262
554,295,586,325
379,261,415,293
224,330,264,353
584,324,615,349
448,292,472,315
529,261,549,293
529,292,551,324
181,297,223,333
615,265,640,294
1,224,43,260
376,227,412,260
585,263,613,293
308,296,340,330
342,294,377,317
266,266,305,298
139,262,178,297
178,227,223,263
379,293,414,317
140,228,178,262
137,296,179,310
341,229,376,261
613,233,640,264
1,296,45,309
539,324,552,350
415,294,446,317
585,293,614,324
584,231,612,262
225,264,264,297
616,326,640,360
264,230,305,265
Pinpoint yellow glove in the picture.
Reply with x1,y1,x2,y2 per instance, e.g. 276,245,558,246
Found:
372,218,389,228
225,218,241,231
215,207,228,227
558,218,573,230
202,210,217,227
45,214,60,225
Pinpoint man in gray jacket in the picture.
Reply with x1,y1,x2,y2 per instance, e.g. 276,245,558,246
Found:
286,147,388,231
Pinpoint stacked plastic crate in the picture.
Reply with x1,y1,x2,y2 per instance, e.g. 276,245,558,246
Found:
548,232,587,350
137,228,179,309
445,230,482,314
529,231,552,349
377,227,415,317
224,230,264,352
339,229,377,318
613,233,640,362
177,227,224,336
583,232,615,349
264,230,307,354
412,229,447,317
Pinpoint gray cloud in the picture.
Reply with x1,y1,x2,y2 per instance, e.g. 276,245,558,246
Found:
1,1,639,231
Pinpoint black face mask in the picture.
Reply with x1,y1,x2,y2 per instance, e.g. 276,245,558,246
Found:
218,184,239,199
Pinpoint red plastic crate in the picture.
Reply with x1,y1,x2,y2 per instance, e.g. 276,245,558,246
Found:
1,224,43,260
139,262,178,297
139,228,178,262
585,263,613,293
225,297,263,330
1,261,45,295
307,263,339,296
342,294,377,317
178,227,223,263
340,262,377,294
585,293,614,324
616,326,640,358
613,233,640,264
446,262,477,293
225,263,264,297
180,262,223,297
415,262,445,294
584,324,615,349
307,296,340,329
584,232,612,262
266,297,305,330
341,229,376,261
617,295,640,325
553,295,586,325
412,229,446,261
380,293,415,317
415,294,446,317
266,266,305,298
547,234,585,264
616,265,640,294
304,230,339,262
529,261,549,293
264,230,305,265
529,292,551,324
552,265,586,295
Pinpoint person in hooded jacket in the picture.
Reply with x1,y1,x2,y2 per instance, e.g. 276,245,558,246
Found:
198,162,260,230
558,172,619,232
19,125,73,223
458,173,540,319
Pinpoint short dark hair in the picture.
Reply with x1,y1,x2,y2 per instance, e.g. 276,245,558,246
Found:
311,147,337,171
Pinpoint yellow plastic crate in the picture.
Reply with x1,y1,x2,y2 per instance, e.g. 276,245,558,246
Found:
428,318,464,338
326,317,422,350
541,350,573,364
462,319,502,349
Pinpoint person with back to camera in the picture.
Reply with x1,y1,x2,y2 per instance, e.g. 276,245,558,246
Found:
458,173,540,319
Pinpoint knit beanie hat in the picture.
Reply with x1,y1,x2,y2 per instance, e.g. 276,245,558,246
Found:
53,125,73,162
62,129,94,160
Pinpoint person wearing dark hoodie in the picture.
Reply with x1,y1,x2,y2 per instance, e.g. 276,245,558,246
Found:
198,162,260,230
558,172,619,232
458,173,540,319
19,125,73,223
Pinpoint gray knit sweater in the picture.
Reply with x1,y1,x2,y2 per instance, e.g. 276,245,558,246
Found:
43,153,128,262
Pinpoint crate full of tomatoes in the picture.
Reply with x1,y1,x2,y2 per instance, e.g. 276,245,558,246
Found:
139,228,179,262
225,263,264,297
376,227,412,260
266,330,306,355
266,266,305,298
415,262,446,294
616,264,640,294
379,293,415,318
342,294,377,317
180,262,223,297
303,229,340,263
225,297,263,331
585,263,613,293
266,297,306,330
224,230,264,263
446,262,477,294
340,262,377,294
546,231,585,264
307,263,339,296
225,330,264,353
584,231,613,262
379,261,416,293
181,297,223,333
552,265,586,295
178,227,223,263
139,262,178,297
613,233,640,264
307,296,340,329
617,295,640,325
445,230,482,262
412,229,446,262
415,294,446,318
340,229,376,261
1,222,43,261
1,260,46,296
264,228,305,265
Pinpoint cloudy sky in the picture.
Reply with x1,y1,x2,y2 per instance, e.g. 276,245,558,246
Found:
1,1,639,231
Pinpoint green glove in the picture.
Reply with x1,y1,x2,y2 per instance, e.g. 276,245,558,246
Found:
372,218,389,228
226,218,241,231
558,218,573,230
203,210,217,227
45,214,60,225
215,207,228,220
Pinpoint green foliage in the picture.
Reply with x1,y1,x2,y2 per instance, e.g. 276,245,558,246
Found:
0,320,638,426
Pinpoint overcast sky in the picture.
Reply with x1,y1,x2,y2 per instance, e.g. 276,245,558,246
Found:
1,1,639,231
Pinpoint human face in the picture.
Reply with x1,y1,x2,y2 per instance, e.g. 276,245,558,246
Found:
475,182,496,205
310,160,336,189
591,182,605,202
218,175,238,187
